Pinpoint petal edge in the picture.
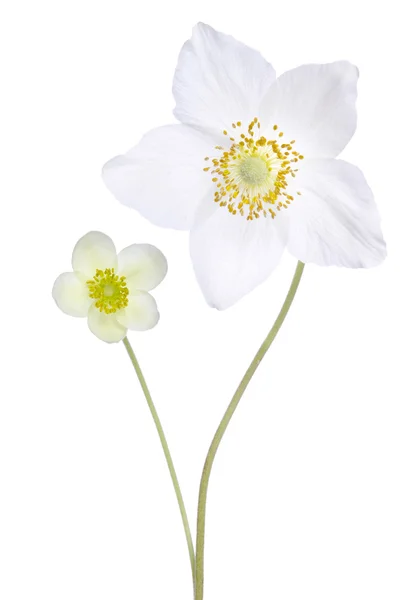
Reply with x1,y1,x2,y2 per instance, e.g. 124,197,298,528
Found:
72,232,117,278
173,23,276,137
103,125,213,230
190,199,288,309
87,306,127,343
260,61,358,158
118,244,168,291
287,159,386,268
52,272,92,317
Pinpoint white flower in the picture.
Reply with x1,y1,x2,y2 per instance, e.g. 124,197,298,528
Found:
52,231,167,343
102,23,386,310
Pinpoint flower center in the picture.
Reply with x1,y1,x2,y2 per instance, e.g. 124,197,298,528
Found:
86,268,129,314
239,156,269,185
203,118,304,220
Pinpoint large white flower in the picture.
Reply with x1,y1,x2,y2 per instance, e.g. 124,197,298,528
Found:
103,23,386,310
52,231,167,342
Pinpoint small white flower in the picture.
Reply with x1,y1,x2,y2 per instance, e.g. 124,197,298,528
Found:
52,232,167,343
103,23,386,310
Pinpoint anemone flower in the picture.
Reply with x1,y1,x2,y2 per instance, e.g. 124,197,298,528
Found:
103,23,386,310
53,231,167,342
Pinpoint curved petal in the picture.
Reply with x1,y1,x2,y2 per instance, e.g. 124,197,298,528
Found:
102,125,214,230
173,23,276,137
87,306,127,343
116,292,160,331
52,272,92,317
286,159,386,267
260,62,358,158
72,231,117,279
117,244,168,291
190,201,288,309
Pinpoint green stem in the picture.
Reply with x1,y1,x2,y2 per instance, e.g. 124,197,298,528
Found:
122,336,195,592
194,261,305,600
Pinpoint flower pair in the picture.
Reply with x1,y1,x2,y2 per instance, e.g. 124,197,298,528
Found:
54,23,386,339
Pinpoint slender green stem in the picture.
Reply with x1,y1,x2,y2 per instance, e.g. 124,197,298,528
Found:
122,337,195,592
194,261,305,600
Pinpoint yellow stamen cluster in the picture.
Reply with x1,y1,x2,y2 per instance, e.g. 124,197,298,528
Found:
86,268,129,314
203,118,304,220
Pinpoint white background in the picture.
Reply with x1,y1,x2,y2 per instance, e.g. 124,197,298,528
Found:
1,1,418,599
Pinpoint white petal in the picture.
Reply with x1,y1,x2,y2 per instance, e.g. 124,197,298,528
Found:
102,125,214,230
190,200,288,309
52,272,92,317
260,62,358,158
117,244,168,291
287,159,386,267
116,292,159,331
173,23,276,137
72,232,117,279
87,306,127,343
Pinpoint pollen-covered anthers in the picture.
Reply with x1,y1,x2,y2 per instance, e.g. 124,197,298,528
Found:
203,118,304,220
86,268,129,314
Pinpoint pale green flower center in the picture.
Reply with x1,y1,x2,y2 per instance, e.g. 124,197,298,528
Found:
238,156,269,186
86,268,129,314
203,118,304,221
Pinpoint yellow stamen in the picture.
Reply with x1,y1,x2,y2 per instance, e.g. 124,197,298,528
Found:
203,118,303,220
86,268,129,314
